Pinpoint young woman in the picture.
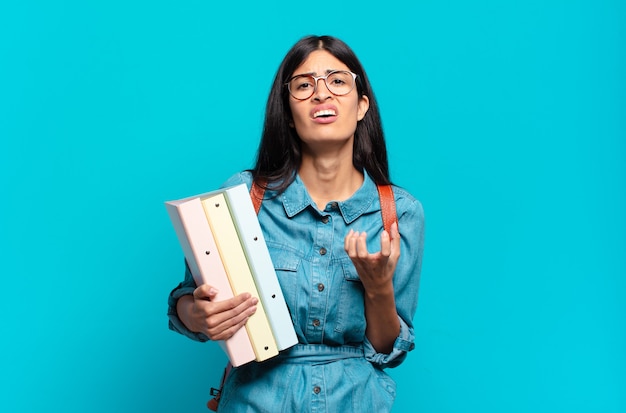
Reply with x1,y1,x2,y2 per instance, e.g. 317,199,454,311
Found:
167,35,424,412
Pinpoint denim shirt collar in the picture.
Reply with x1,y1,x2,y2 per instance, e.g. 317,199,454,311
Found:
280,171,379,225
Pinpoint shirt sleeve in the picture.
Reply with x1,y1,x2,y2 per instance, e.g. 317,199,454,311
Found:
167,260,210,342
363,316,415,368
364,190,425,369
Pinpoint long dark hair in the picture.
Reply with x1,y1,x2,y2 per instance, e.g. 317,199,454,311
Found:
252,35,390,192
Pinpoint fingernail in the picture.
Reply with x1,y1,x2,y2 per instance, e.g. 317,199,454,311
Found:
209,287,219,295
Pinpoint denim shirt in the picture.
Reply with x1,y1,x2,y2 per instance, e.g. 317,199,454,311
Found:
167,171,424,412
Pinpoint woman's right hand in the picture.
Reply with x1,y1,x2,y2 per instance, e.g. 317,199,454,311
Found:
177,285,258,341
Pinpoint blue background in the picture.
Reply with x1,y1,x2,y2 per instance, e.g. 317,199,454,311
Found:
1,1,624,412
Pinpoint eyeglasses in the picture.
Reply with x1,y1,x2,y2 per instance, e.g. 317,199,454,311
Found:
285,70,358,100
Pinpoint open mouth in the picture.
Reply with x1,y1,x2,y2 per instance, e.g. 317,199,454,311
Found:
313,109,337,118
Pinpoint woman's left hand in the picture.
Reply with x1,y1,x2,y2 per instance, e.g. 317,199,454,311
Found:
344,222,401,293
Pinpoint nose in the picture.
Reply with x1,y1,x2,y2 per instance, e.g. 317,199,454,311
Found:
312,77,332,101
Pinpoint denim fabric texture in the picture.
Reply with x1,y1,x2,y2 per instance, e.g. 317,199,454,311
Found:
168,171,424,412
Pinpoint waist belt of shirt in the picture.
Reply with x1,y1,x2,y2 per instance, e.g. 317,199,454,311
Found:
276,344,364,364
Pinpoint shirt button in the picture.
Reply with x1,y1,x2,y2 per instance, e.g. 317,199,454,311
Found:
313,386,321,394
317,283,325,292
329,202,338,209
321,216,329,224
312,319,320,327
319,247,327,255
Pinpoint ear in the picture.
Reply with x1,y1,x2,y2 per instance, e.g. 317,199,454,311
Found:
357,94,370,121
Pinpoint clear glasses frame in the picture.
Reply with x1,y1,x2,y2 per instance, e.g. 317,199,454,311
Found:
285,70,358,100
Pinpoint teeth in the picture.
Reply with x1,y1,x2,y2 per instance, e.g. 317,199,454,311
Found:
314,109,336,118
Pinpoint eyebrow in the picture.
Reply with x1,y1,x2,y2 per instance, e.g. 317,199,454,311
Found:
292,69,339,77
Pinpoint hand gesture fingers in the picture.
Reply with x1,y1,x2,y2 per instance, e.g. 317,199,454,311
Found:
344,222,401,290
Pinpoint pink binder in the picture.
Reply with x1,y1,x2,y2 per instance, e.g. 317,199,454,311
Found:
165,196,256,367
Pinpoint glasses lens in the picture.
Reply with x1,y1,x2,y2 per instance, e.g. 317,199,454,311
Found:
289,75,316,100
326,71,355,96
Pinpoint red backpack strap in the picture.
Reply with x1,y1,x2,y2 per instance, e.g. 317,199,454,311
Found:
376,184,397,234
207,362,232,411
250,179,266,215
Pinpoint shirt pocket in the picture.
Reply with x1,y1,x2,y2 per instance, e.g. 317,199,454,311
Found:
267,243,301,327
334,258,366,341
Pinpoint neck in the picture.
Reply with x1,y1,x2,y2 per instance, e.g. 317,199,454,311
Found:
299,145,363,210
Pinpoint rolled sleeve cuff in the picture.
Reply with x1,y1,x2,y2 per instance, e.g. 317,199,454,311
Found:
167,283,210,342
364,316,415,369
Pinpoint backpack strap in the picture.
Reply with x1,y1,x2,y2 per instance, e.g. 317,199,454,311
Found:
206,363,232,411
250,179,397,232
250,178,266,215
376,184,397,234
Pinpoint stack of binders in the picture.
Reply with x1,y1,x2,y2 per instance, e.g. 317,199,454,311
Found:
165,183,298,366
